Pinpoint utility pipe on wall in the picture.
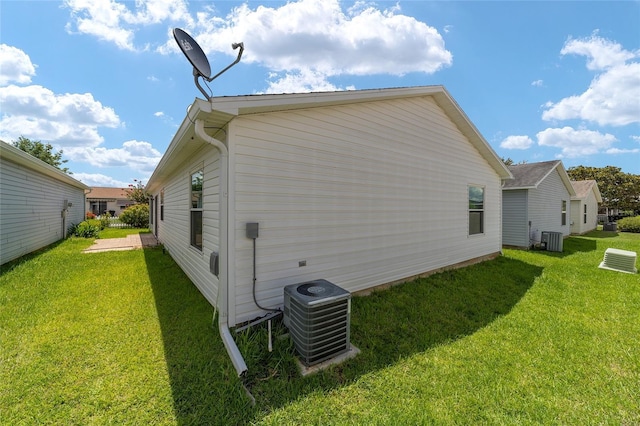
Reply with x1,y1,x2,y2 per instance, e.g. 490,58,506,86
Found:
195,119,248,377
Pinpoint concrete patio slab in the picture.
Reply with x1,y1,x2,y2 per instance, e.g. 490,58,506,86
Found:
83,233,158,253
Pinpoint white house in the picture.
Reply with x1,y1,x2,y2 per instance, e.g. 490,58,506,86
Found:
86,187,135,217
502,160,576,248
146,86,513,374
570,180,602,235
0,140,88,265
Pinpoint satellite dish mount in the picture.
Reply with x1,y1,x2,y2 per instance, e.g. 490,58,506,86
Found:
173,28,244,101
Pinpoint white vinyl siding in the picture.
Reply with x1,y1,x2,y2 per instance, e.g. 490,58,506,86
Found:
502,190,529,247
0,156,85,265
570,188,600,235
152,146,221,306
229,96,502,325
528,168,572,237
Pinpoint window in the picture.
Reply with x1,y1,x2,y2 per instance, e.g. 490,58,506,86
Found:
583,204,587,224
469,186,484,235
190,170,203,250
561,200,567,226
160,189,164,221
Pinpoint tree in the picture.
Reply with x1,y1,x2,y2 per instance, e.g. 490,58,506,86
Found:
501,157,527,166
12,136,71,174
567,165,640,213
125,179,150,204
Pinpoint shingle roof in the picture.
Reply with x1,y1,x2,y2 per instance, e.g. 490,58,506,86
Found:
87,187,129,200
502,160,562,189
503,160,577,196
571,180,603,202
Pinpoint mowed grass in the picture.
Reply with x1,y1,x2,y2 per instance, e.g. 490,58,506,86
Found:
1,231,639,425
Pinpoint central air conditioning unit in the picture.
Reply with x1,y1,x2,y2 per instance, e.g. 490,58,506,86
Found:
541,231,563,252
599,248,637,274
283,279,351,366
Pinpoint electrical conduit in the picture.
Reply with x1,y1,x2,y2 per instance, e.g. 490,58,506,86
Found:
195,119,248,377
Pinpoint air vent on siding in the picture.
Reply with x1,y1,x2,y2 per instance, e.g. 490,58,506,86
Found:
599,248,637,274
541,231,563,252
283,279,351,366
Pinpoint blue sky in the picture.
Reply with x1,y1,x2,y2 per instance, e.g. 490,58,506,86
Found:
1,0,639,187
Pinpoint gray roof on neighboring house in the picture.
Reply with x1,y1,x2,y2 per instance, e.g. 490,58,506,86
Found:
503,160,576,195
571,180,603,202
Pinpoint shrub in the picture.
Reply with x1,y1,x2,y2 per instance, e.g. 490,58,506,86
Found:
119,204,149,228
99,212,111,230
69,221,101,238
86,212,96,220
618,216,640,233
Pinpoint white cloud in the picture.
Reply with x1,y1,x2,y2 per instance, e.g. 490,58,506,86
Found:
66,140,162,175
543,34,640,127
198,0,452,78
531,79,543,87
63,0,451,93
74,172,130,187
0,44,37,85
64,0,192,51
542,62,640,126
500,135,534,150
263,70,355,94
561,32,638,71
605,147,640,155
0,84,120,147
537,127,617,158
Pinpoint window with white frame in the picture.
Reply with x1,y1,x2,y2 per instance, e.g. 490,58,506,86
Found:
190,170,203,250
583,204,587,224
469,185,484,235
160,189,164,221
561,200,567,226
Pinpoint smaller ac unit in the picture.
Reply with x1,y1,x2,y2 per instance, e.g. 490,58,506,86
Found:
599,248,637,274
541,231,563,252
284,279,351,366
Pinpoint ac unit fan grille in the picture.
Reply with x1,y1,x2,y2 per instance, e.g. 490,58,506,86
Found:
284,279,351,366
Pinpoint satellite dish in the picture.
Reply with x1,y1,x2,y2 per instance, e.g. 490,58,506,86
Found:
173,28,244,100
173,28,212,80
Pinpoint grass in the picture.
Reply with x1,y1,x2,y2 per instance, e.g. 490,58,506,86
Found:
1,231,638,425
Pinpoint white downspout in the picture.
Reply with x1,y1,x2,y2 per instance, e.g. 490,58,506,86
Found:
195,119,248,377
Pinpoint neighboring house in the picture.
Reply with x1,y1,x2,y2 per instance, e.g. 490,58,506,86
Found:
86,187,134,216
570,180,602,235
146,86,513,373
0,140,88,265
502,160,576,248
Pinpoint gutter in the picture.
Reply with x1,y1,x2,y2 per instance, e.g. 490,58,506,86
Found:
194,118,248,377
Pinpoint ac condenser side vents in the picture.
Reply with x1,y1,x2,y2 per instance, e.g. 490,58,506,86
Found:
541,231,563,252
599,248,637,274
284,279,351,366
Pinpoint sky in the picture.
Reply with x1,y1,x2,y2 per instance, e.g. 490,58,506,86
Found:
1,0,639,188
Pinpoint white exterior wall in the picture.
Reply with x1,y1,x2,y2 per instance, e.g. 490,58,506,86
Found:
571,190,599,235
1,156,85,265
152,145,222,306
228,96,503,325
528,169,572,238
502,190,529,247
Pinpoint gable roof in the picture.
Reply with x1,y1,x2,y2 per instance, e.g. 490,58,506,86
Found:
0,140,89,190
503,160,576,196
86,187,130,200
571,180,603,203
148,85,513,192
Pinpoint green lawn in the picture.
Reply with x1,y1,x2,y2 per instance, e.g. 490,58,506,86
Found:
1,231,638,425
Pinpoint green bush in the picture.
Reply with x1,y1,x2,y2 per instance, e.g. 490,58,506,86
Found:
618,216,640,233
119,204,149,228
99,213,111,230
69,221,101,238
